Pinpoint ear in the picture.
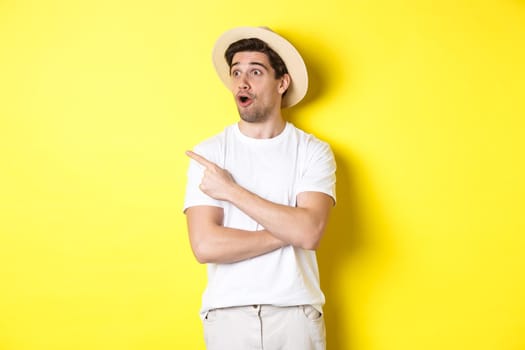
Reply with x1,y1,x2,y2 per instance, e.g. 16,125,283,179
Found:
278,74,291,95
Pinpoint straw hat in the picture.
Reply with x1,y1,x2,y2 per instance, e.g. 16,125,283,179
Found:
212,26,308,108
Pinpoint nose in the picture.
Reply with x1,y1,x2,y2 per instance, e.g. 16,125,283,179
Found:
238,74,249,90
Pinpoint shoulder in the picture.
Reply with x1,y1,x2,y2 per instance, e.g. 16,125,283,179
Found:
194,125,231,149
288,123,333,155
192,124,235,163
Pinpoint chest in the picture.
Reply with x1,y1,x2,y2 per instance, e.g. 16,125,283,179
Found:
222,142,304,204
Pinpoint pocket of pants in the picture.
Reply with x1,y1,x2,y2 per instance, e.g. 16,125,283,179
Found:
204,309,217,323
300,305,326,347
302,305,323,321
202,309,217,347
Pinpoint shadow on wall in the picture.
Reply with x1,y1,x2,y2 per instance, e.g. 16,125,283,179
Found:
318,152,365,350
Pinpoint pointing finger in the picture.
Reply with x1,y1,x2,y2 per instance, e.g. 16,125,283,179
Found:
185,150,216,169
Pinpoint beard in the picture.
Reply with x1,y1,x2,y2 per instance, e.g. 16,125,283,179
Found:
237,104,272,123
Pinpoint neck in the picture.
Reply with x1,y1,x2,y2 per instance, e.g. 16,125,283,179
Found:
238,115,286,139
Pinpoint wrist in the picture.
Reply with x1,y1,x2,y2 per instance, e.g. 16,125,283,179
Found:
226,181,246,204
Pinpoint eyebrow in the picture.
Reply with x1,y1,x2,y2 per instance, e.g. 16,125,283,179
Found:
230,61,269,72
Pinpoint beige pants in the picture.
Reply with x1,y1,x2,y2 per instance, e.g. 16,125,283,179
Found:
203,304,326,350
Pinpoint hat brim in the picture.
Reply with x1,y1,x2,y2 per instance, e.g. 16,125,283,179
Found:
212,26,308,109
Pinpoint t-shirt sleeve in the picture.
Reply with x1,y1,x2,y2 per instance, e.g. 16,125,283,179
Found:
295,140,337,204
183,145,224,213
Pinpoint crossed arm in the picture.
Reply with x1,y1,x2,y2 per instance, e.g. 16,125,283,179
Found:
184,150,334,264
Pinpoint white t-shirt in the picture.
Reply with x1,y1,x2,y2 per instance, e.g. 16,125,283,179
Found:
183,122,336,319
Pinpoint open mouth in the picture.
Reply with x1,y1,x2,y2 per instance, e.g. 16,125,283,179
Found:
237,94,254,107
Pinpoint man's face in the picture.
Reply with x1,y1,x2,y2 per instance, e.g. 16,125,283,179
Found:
229,51,289,123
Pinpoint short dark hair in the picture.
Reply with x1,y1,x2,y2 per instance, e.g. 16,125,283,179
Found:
224,38,289,79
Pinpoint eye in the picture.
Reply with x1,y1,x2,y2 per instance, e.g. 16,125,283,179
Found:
252,69,262,76
231,70,241,77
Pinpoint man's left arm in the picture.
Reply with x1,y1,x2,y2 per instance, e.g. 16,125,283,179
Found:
185,150,334,250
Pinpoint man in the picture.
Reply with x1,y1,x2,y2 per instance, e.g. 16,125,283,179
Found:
183,26,336,350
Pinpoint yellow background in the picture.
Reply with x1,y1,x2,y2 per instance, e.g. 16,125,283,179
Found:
1,0,524,349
